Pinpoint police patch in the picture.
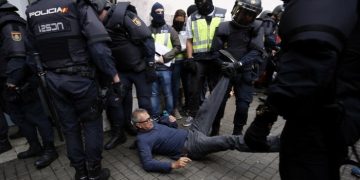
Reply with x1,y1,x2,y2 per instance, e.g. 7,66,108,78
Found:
132,17,142,26
11,32,22,41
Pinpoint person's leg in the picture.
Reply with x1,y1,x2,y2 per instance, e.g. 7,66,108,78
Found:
233,73,254,135
133,71,153,115
104,91,126,150
187,62,206,118
150,71,161,117
172,62,181,110
159,70,174,114
118,73,135,135
190,77,231,135
8,101,43,159
23,97,58,169
185,130,248,159
46,73,87,169
180,64,191,111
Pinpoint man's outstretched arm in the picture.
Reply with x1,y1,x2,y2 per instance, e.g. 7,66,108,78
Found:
137,140,191,173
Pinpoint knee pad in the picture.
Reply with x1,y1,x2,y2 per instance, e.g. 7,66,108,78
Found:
77,99,103,122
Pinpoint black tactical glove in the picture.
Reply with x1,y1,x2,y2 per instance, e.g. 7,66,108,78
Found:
112,82,127,100
221,62,241,77
145,62,157,83
183,59,197,73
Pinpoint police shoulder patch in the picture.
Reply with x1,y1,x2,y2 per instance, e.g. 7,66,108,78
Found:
132,17,142,26
11,31,22,41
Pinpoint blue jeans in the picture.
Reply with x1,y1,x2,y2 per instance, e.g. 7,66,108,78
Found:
151,70,174,117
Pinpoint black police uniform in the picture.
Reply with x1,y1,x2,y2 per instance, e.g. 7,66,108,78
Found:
26,0,117,177
211,20,265,135
103,2,155,132
263,0,358,179
0,2,58,168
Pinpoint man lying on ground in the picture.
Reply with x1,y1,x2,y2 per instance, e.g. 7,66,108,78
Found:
131,108,279,173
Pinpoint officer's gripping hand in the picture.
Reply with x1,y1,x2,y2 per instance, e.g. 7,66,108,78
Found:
145,62,157,83
112,82,127,100
171,157,192,169
221,62,241,77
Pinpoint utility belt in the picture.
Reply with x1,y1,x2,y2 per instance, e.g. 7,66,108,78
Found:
52,65,96,79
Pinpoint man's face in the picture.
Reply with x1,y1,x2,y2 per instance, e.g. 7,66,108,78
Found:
135,112,154,131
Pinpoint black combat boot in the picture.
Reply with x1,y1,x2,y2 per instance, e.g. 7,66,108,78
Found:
34,142,59,169
0,138,12,154
104,127,127,150
88,161,110,180
75,163,88,180
244,103,278,152
17,142,43,159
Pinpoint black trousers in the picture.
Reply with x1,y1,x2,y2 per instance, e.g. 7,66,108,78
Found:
188,61,221,117
0,78,8,140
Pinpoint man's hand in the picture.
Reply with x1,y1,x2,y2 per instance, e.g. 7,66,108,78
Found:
171,157,192,169
221,62,241,77
168,115,176,123
155,56,164,64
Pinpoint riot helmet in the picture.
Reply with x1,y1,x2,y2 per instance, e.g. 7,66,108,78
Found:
0,0,18,12
231,0,262,26
195,0,214,15
259,10,271,20
272,5,284,21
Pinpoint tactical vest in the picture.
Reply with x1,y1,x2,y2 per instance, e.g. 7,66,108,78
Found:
152,24,173,55
279,0,358,52
105,2,151,72
0,12,26,77
26,0,90,69
217,21,254,61
191,7,226,54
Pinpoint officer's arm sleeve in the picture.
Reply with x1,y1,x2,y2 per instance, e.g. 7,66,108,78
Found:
142,37,156,64
88,42,117,78
2,23,27,85
249,26,266,57
79,4,111,44
163,27,181,63
239,50,262,66
210,27,226,59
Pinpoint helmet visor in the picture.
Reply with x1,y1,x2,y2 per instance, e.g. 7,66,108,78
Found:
232,5,257,25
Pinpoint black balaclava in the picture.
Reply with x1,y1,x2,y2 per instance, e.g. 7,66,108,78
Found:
151,2,166,27
195,0,214,16
172,9,186,32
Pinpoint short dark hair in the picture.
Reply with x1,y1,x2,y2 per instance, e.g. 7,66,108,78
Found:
131,109,148,124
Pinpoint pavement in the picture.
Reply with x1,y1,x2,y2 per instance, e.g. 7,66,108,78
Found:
0,92,359,180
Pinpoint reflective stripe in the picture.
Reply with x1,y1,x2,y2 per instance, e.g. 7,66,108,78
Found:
192,16,223,53
153,33,173,49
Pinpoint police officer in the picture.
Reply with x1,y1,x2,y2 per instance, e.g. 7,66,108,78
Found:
211,0,264,135
0,0,59,168
247,0,358,179
0,0,12,155
89,0,156,150
26,0,122,179
149,2,181,118
183,0,226,127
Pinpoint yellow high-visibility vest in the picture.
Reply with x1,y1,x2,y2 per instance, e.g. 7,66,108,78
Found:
152,25,173,49
191,7,226,53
